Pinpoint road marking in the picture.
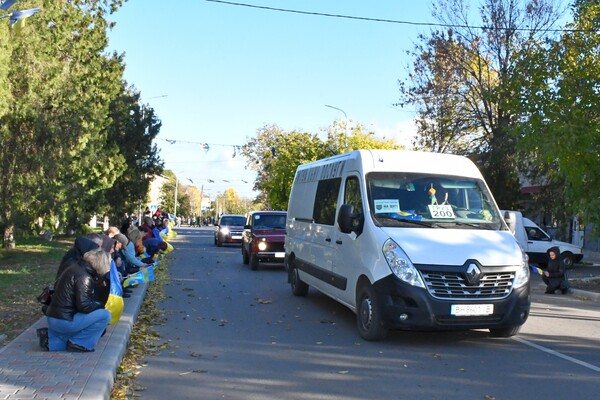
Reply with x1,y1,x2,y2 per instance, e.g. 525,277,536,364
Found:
513,336,600,373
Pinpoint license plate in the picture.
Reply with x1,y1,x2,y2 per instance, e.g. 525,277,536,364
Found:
450,304,494,316
231,235,242,240
274,252,285,258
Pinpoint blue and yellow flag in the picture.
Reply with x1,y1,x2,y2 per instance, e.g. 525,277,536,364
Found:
9,7,40,34
123,265,155,288
105,260,124,325
530,265,544,276
0,0,18,11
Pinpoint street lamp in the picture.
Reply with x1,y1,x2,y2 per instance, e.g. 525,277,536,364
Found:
325,104,349,153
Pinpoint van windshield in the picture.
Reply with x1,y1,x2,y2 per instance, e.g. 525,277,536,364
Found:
367,172,503,230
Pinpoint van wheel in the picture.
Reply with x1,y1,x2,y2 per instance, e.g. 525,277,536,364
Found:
249,252,259,270
356,284,387,341
242,247,249,265
291,264,308,297
489,325,521,337
561,253,574,269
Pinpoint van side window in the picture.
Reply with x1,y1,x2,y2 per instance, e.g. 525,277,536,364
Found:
313,178,341,225
344,176,363,214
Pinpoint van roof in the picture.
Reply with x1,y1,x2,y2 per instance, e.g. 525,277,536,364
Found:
295,149,483,180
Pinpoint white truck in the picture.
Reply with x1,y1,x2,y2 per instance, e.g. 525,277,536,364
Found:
503,210,583,268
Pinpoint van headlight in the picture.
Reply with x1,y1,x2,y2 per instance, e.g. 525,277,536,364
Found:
513,251,530,288
383,239,425,288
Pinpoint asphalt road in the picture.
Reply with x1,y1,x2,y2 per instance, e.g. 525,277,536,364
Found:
135,227,600,400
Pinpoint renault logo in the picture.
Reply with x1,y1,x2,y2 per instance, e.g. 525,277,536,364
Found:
465,263,481,285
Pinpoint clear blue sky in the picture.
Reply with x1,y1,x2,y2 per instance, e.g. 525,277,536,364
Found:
107,0,436,198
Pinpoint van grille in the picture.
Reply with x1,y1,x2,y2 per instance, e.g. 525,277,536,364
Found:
420,269,514,300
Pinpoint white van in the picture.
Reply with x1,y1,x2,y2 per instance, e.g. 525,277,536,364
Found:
285,150,531,341
502,210,583,268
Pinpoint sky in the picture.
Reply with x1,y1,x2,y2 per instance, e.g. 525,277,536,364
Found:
107,0,438,199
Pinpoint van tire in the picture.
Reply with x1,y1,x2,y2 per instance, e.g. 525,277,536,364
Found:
356,284,387,341
242,248,249,265
489,325,521,337
291,264,308,297
249,252,259,270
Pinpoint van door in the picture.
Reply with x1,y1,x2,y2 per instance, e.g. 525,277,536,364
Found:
308,177,342,291
333,174,364,307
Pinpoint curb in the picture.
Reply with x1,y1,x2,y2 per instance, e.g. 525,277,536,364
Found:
85,282,148,400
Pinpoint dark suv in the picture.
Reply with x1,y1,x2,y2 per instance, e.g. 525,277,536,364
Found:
214,214,246,247
242,211,287,270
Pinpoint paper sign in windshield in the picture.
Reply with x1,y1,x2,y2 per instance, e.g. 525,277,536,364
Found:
374,199,400,214
428,204,456,219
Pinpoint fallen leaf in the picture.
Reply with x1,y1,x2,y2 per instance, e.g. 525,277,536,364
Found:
338,370,349,374
484,395,496,400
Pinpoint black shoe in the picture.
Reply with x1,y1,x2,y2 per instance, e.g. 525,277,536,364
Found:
36,328,49,351
122,293,131,298
66,340,94,353
561,288,572,295
544,290,555,294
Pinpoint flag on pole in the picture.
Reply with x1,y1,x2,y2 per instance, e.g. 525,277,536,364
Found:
0,0,18,11
9,7,40,34
104,260,124,325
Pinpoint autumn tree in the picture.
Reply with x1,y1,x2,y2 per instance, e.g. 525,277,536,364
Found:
399,0,564,209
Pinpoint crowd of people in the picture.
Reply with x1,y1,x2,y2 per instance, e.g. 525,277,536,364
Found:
36,209,175,352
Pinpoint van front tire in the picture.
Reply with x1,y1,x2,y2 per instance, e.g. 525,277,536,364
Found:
356,284,387,341
489,325,521,337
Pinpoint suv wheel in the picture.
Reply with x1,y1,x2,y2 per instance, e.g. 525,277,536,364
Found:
249,252,259,271
242,247,249,264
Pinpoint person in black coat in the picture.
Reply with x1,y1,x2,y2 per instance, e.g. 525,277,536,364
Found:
543,246,570,294
39,248,112,352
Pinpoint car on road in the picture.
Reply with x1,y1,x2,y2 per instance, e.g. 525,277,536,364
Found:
242,210,287,270
214,214,246,247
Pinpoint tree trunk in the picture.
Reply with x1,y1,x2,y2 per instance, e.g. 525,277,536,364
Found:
3,223,16,249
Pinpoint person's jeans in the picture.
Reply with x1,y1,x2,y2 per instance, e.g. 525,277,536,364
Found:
46,309,111,351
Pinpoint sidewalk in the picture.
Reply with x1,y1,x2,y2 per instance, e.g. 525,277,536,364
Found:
0,283,148,400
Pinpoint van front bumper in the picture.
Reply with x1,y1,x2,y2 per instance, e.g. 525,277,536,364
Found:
374,275,530,331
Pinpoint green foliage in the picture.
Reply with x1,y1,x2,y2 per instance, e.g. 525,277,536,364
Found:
102,83,164,220
513,0,600,230
0,1,162,246
243,123,401,210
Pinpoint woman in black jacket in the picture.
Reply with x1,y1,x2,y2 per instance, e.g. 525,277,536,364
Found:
40,248,112,352
543,246,570,294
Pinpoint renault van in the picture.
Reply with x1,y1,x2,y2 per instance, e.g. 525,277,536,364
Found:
285,150,530,341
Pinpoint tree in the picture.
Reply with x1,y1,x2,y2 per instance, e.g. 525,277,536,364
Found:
102,82,164,221
399,0,564,209
513,0,600,231
243,122,401,210
0,0,127,247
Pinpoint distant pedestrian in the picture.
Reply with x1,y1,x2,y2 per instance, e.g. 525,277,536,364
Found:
543,246,570,294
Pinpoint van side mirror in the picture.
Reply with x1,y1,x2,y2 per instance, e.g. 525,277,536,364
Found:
338,204,364,235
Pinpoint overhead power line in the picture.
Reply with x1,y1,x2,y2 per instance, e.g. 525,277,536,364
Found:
206,0,585,33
